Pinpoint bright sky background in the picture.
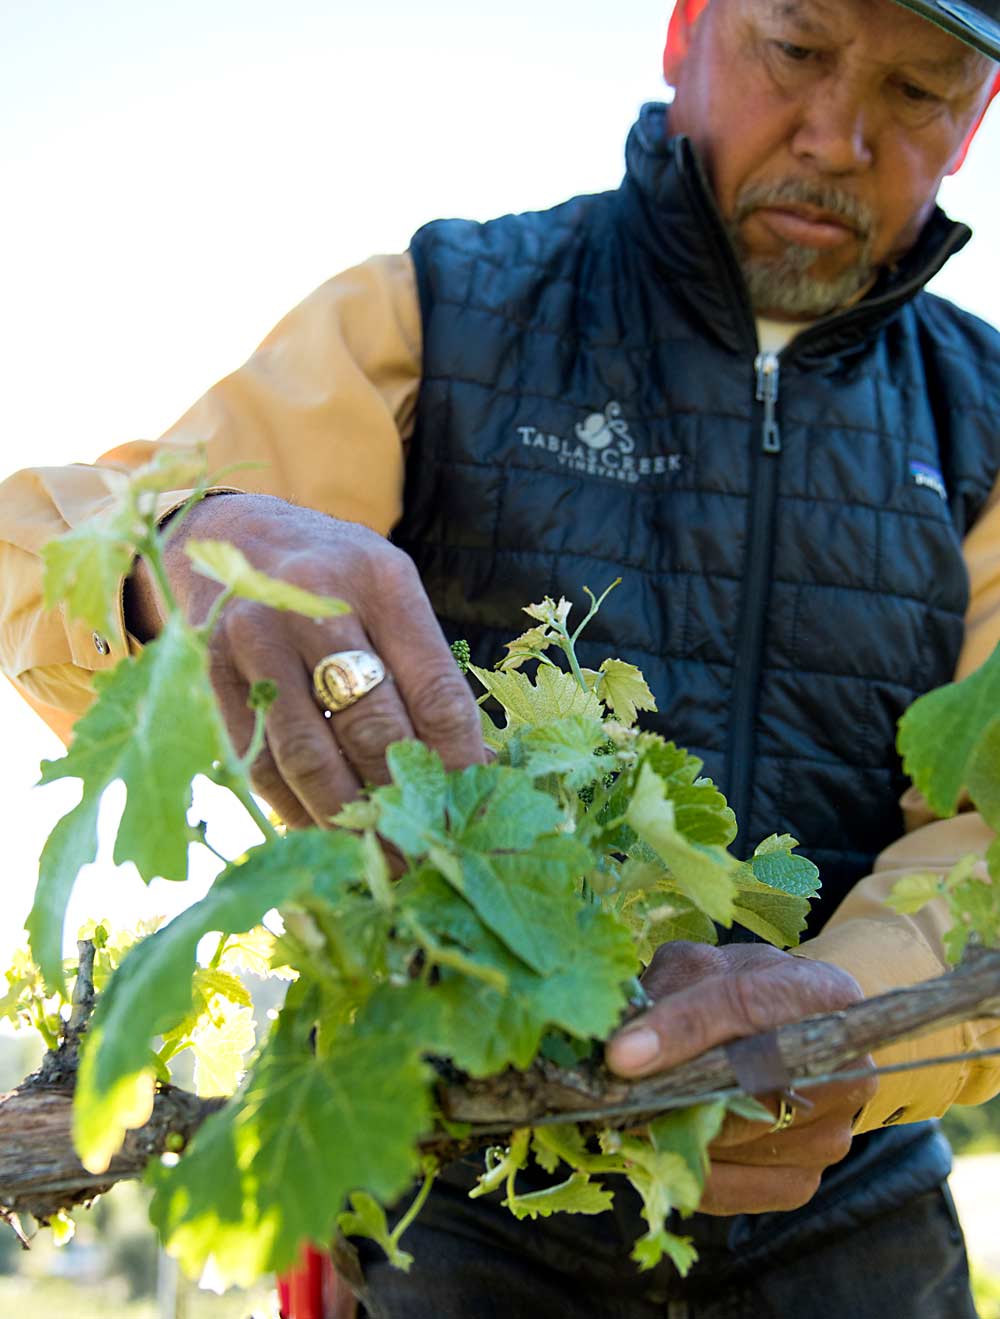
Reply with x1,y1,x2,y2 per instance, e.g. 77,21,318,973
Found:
2,0,1000,969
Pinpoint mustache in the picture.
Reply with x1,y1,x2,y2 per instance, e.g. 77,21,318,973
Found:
732,178,875,240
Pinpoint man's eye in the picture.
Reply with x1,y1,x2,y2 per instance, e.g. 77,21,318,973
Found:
774,41,813,62
898,80,939,104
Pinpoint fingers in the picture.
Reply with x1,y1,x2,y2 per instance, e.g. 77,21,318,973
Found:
693,1062,876,1216
638,941,727,999
698,1080,865,1212
363,556,486,772
216,605,361,827
699,1088,857,1214
214,581,480,827
710,1072,875,1152
250,651,364,829
709,1126,853,1171
188,505,486,825
698,1159,822,1216
248,742,318,831
207,639,316,829
607,946,864,1078
710,1105,855,1165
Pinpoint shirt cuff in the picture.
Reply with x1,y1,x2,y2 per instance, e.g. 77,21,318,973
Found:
68,485,246,666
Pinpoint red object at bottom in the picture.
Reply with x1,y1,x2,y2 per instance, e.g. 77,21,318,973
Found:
278,1245,357,1319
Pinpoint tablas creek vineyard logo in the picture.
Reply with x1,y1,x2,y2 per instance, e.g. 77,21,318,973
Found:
517,401,682,486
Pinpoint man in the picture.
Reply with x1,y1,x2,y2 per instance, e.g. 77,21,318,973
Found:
2,0,1000,1314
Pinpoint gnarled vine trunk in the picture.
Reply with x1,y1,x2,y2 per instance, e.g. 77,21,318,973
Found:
2,945,999,1226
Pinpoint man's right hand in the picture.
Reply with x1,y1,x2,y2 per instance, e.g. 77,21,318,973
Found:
127,493,486,828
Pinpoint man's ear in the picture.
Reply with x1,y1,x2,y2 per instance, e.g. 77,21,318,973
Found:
948,67,1000,174
663,0,712,86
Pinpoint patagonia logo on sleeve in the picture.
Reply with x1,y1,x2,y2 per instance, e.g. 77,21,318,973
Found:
910,461,948,501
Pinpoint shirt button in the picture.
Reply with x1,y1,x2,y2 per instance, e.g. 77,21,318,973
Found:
92,632,111,656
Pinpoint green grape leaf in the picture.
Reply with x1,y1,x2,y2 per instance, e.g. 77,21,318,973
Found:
332,798,381,832
196,967,254,1008
518,715,608,788
49,1210,76,1247
726,1092,778,1125
625,763,737,925
505,1171,614,1220
373,741,448,857
532,1124,624,1175
455,840,588,976
478,705,511,752
632,1229,698,1275
149,997,431,1286
748,835,821,898
219,926,296,980
127,448,213,497
29,615,228,990
944,923,971,965
360,828,394,910
616,1135,702,1272
597,659,657,726
42,507,137,637
945,854,981,891
886,872,945,917
185,539,351,619
498,625,556,672
27,795,103,994
523,596,572,627
538,1030,593,1068
619,890,718,965
988,836,1000,884
730,877,811,948
189,996,257,1097
304,889,393,987
529,665,605,720
531,1134,563,1175
898,643,1000,817
0,944,50,1029
468,664,603,729
967,717,1000,833
376,752,590,975
649,1100,727,1191
338,1192,413,1271
75,830,362,1172
400,873,635,1076
454,765,563,850
943,866,1000,963
634,739,737,846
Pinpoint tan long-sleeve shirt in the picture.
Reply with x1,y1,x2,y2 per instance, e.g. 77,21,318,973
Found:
1,252,998,1130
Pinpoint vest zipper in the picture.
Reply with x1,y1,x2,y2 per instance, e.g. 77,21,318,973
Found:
726,351,783,854
755,351,782,454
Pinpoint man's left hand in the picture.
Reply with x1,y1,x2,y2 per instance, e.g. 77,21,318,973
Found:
605,942,879,1215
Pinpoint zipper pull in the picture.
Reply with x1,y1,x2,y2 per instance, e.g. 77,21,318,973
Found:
754,351,782,454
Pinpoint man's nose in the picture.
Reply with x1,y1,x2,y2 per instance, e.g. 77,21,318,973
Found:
791,83,875,175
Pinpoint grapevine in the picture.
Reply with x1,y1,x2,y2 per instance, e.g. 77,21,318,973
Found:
1,452,998,1292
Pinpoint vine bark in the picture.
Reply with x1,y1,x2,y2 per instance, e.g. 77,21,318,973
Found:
2,946,998,1227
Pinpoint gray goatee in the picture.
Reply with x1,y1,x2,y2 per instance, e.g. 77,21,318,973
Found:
726,179,877,318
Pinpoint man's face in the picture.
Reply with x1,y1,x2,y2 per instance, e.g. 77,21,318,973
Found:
669,0,997,317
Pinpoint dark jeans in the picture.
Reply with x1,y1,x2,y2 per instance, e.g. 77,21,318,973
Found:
357,1167,977,1319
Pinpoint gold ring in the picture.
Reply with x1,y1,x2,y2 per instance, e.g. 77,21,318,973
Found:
312,650,386,714
768,1096,796,1134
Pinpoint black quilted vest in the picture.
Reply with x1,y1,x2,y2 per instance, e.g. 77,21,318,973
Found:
398,103,1000,940
397,103,1000,1262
